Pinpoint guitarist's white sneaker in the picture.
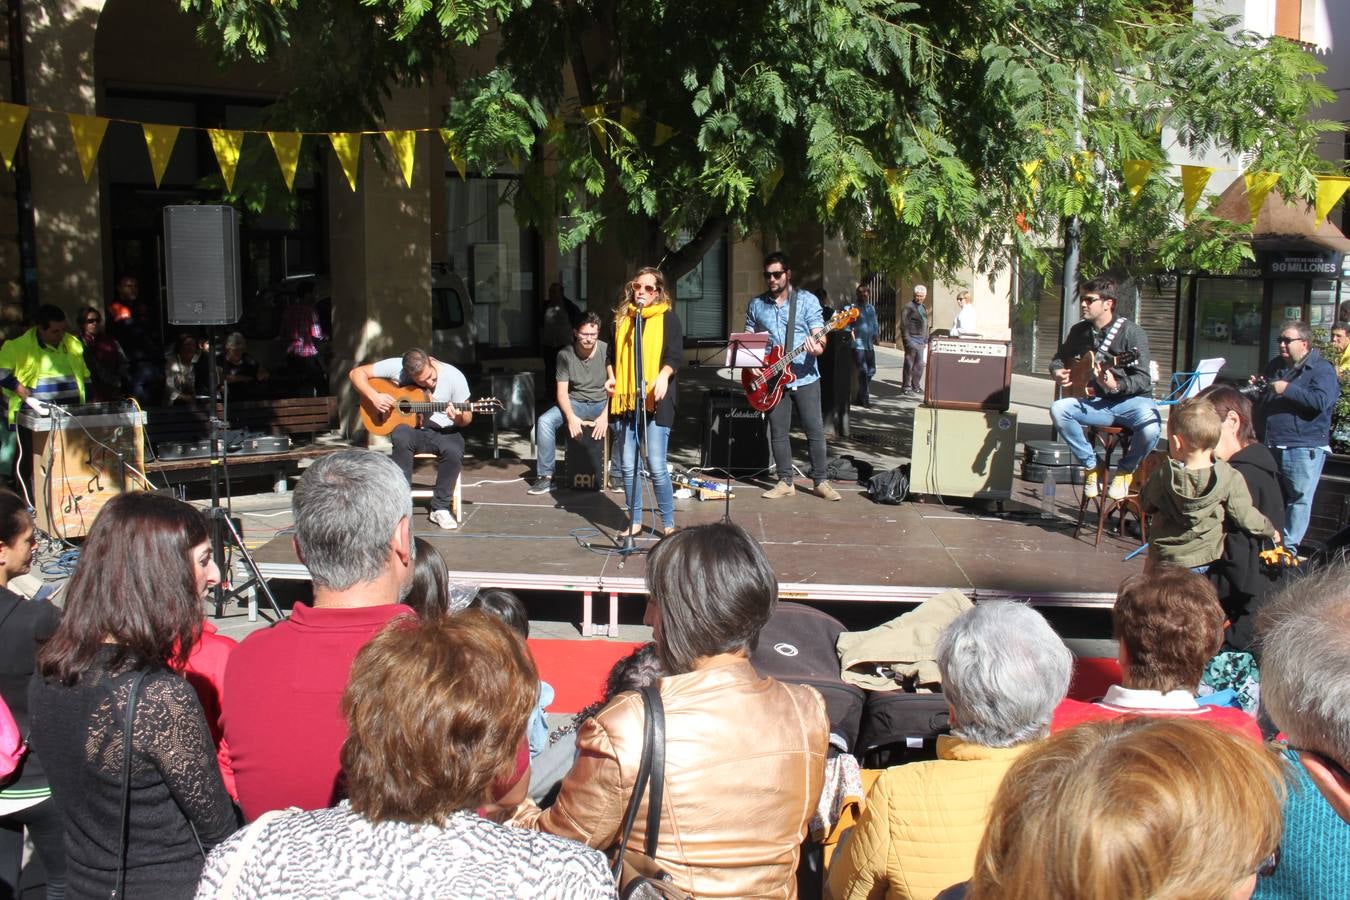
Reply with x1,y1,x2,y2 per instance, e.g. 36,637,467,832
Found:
1107,473,1132,501
1083,470,1100,499
429,509,459,530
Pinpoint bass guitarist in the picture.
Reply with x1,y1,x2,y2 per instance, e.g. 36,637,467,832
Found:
745,251,840,501
350,348,472,530
1049,274,1160,502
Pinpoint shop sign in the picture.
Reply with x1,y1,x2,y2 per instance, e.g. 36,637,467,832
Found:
1261,251,1343,278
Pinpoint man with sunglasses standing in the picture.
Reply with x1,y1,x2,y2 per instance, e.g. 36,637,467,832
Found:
1256,320,1338,557
745,251,839,501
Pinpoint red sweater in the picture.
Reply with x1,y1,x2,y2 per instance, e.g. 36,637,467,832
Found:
1052,695,1263,742
220,602,415,821
181,620,239,799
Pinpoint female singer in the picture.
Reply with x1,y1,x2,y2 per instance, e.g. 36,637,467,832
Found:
611,266,683,538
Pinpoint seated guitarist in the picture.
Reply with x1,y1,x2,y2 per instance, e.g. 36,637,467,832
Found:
1049,274,1160,502
350,349,472,530
745,251,840,502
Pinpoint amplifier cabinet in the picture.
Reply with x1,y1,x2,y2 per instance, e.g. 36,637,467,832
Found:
909,406,1017,501
923,338,1013,412
700,393,770,475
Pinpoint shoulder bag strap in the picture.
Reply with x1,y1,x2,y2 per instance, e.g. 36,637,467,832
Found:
640,685,666,858
112,669,149,900
612,689,657,878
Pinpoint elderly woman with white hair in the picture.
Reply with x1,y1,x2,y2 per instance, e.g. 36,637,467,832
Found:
828,601,1073,900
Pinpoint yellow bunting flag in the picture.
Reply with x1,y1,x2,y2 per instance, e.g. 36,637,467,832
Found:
0,103,28,171
142,124,180,189
761,165,783,201
439,129,466,181
581,104,605,141
883,168,905,218
1179,165,1214,221
824,173,850,215
67,114,109,183
329,132,362,192
1021,159,1041,193
1244,171,1282,225
620,106,639,132
382,130,417,188
207,129,245,192
653,122,674,147
1122,159,1153,202
1314,175,1350,227
268,132,303,192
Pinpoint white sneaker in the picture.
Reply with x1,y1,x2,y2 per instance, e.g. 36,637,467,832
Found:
429,509,458,530
1107,473,1132,501
1083,470,1100,499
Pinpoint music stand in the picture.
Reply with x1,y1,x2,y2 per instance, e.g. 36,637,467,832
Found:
714,332,769,524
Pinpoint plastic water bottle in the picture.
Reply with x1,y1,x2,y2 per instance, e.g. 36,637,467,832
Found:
1040,468,1057,519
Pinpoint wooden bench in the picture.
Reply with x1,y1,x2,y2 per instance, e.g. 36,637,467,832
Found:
143,396,345,492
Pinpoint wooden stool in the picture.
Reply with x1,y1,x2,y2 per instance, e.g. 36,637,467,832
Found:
411,451,462,522
1074,425,1132,547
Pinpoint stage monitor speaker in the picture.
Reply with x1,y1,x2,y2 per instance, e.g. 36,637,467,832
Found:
164,205,242,325
701,392,770,475
923,338,1013,412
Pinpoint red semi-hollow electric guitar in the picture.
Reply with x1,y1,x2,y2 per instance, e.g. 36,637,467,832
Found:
742,307,859,412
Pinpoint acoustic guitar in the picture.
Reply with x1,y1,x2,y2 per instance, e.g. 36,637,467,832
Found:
1064,349,1140,399
742,307,860,412
359,378,504,436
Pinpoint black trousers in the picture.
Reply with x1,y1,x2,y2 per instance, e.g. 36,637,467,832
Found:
0,796,66,899
390,425,463,512
766,379,828,483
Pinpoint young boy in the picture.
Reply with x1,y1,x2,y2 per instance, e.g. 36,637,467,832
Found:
1139,397,1279,571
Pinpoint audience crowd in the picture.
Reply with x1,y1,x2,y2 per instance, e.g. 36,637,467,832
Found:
0,444,1348,898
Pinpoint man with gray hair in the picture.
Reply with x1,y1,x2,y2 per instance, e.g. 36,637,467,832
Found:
1258,564,1350,824
220,449,418,821
829,602,1072,899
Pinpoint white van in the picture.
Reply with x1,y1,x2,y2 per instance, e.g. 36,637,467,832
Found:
431,263,477,369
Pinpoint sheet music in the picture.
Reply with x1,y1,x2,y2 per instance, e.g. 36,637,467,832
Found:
725,332,770,368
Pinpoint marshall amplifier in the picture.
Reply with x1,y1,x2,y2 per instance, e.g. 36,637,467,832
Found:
923,338,1013,412
700,392,770,475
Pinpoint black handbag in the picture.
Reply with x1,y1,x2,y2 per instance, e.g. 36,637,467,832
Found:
612,686,690,900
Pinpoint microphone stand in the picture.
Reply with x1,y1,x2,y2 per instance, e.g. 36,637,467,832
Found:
618,301,650,560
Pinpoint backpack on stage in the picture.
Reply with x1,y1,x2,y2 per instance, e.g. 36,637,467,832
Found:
866,465,910,505
750,602,865,752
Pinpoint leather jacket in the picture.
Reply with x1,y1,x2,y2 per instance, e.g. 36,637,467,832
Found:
515,656,829,898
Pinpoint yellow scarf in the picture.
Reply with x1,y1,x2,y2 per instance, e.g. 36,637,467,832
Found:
611,300,669,415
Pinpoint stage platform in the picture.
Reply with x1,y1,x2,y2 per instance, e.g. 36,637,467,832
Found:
252,456,1145,636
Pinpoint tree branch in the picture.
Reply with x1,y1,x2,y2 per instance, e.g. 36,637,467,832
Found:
659,215,729,283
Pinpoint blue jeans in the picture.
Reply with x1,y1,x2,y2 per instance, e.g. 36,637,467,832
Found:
854,346,876,405
535,399,609,478
617,414,674,529
1271,445,1327,554
1050,394,1162,473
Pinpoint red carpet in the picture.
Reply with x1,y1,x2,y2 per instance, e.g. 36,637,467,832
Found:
528,639,645,714
1069,657,1122,702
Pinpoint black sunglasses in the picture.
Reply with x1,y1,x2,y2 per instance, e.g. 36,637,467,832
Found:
1278,336,1306,345
763,269,788,279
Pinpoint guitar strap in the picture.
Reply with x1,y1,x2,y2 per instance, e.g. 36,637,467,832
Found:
1095,316,1127,356
782,288,799,390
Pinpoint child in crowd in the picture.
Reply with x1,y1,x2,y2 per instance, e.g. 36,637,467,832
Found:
1139,397,1279,572
405,537,450,619
469,588,554,758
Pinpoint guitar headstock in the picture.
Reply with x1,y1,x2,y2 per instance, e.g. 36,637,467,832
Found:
470,397,506,413
830,307,861,329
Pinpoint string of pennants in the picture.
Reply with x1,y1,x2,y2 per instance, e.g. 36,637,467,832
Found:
0,100,675,193
0,100,1346,228
1022,157,1350,228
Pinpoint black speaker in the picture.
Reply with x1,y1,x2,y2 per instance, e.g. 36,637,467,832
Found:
164,205,242,325
701,392,770,474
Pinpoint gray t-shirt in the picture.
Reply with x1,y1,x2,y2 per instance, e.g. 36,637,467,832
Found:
556,341,609,404
370,357,470,430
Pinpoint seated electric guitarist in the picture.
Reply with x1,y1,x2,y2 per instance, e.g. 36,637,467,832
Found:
745,251,839,501
350,349,472,530
1049,274,1161,502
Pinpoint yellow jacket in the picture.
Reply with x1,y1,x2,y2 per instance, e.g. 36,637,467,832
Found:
827,736,1031,900
515,656,829,898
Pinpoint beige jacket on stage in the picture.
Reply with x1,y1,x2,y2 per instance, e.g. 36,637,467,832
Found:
514,656,830,899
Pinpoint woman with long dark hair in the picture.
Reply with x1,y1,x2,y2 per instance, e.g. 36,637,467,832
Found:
611,266,683,538
29,493,238,899
1196,384,1286,650
0,490,65,898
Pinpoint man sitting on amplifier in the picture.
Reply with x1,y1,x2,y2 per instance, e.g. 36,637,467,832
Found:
1049,274,1160,501
350,349,473,531
529,312,614,495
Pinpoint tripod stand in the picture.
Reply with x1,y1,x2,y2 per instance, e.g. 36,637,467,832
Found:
203,331,282,620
